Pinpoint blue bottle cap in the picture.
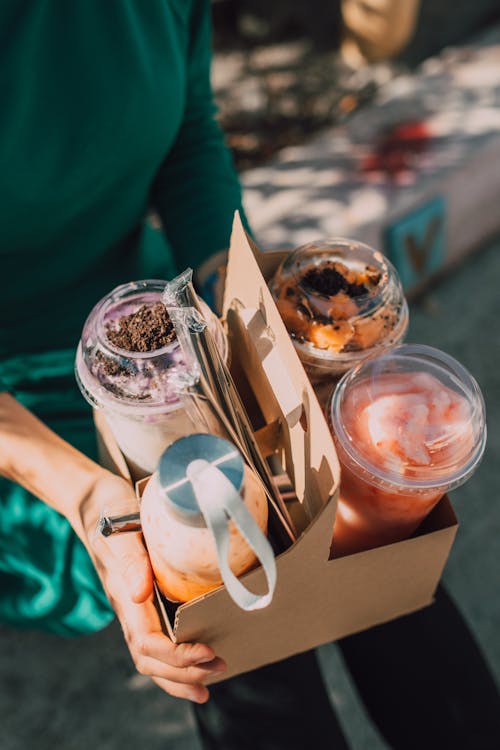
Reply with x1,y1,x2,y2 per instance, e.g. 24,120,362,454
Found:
158,434,244,522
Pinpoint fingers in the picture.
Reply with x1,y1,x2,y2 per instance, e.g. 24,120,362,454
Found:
136,631,216,667
133,655,226,686
89,511,226,704
111,592,226,702
151,675,210,704
129,629,225,703
129,630,226,679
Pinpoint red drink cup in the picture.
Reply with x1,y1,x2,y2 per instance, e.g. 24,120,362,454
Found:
328,344,486,557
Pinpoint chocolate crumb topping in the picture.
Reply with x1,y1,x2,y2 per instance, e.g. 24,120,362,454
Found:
95,350,126,377
300,264,368,298
107,303,177,352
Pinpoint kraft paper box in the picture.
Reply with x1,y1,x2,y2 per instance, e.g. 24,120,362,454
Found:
94,212,458,682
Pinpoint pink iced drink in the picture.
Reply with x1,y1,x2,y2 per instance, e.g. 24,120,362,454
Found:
329,346,486,557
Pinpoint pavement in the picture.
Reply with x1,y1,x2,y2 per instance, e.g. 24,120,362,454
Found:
2,26,500,750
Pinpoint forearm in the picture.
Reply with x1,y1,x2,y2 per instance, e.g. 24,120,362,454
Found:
0,396,223,699
0,392,116,549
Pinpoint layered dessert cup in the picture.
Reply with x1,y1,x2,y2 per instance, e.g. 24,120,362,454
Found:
76,280,227,479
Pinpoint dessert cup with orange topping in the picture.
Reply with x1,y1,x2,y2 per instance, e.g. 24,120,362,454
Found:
328,345,487,557
269,239,409,404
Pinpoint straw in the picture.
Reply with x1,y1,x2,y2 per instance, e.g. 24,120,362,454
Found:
163,275,297,542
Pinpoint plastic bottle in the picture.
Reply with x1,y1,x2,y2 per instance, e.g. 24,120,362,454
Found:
140,434,276,611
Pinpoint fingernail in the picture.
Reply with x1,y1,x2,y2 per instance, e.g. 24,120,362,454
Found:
196,659,226,678
212,664,226,674
194,655,216,665
208,659,226,674
190,688,209,704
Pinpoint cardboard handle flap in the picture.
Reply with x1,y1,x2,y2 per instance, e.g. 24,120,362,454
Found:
235,305,303,426
254,420,282,458
224,215,311,395
224,213,340,523
228,303,337,522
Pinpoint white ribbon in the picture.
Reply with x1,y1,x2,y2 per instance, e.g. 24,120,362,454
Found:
186,459,277,611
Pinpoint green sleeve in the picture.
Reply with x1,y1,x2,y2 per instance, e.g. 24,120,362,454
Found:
151,0,246,271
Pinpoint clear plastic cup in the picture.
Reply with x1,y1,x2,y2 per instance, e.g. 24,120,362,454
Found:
269,239,409,406
75,279,228,479
328,344,487,557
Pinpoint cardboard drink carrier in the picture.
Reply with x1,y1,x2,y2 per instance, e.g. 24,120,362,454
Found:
95,213,458,682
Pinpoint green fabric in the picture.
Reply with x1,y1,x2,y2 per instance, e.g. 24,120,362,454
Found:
0,350,114,635
0,0,244,635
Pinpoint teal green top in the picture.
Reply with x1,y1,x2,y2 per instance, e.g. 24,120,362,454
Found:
0,1,244,635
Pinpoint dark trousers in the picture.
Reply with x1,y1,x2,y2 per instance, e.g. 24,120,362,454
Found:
193,586,500,749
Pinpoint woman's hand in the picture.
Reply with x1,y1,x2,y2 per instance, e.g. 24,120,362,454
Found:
0,394,226,703
82,473,227,703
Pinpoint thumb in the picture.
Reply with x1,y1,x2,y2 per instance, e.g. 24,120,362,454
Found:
109,532,155,603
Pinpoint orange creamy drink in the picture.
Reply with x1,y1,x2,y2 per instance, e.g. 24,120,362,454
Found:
329,345,486,557
140,434,272,606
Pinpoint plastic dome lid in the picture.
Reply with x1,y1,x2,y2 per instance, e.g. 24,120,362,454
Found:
158,434,244,524
269,239,409,373
330,344,487,492
76,280,194,415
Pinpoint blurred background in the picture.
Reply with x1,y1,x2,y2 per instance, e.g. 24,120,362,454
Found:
2,1,500,748
211,0,500,171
